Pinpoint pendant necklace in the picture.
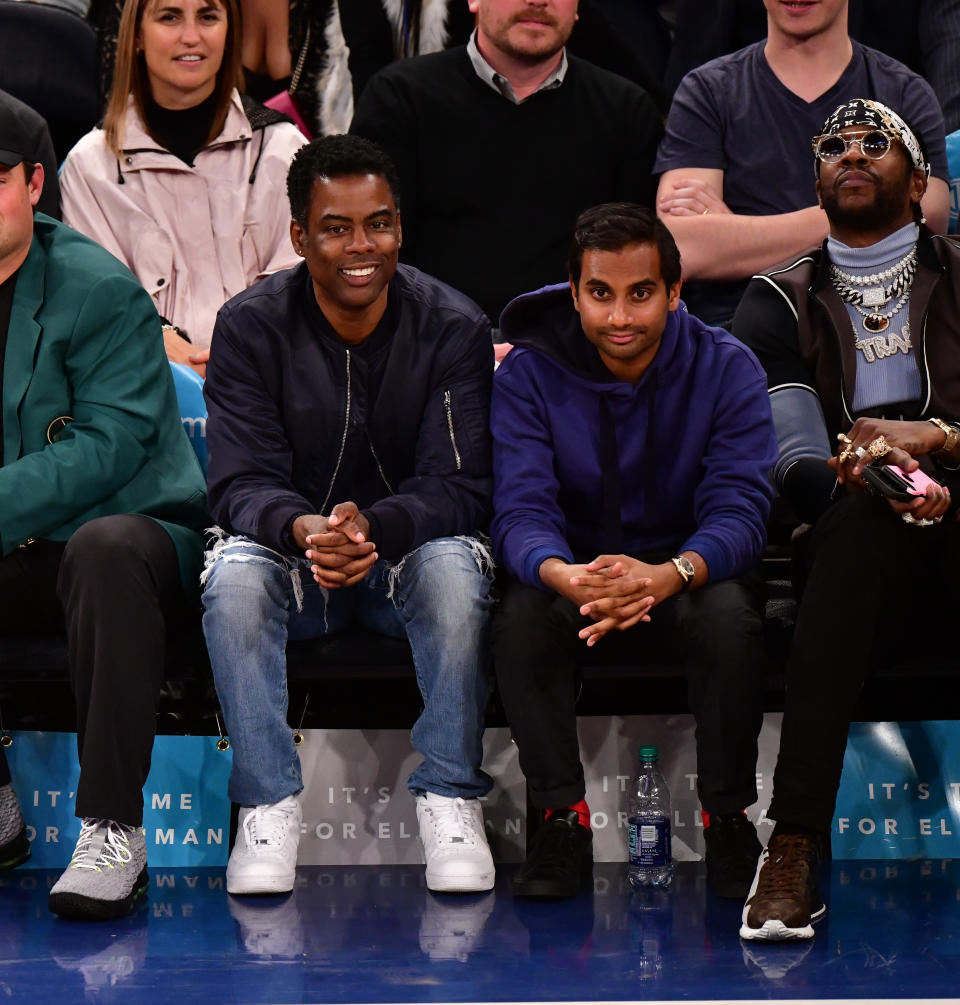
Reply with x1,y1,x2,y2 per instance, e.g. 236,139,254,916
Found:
829,246,917,334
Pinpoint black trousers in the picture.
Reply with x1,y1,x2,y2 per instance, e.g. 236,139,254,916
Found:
769,493,960,833
492,574,766,814
0,515,188,824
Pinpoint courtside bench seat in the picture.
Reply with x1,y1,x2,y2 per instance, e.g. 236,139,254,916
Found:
0,554,956,738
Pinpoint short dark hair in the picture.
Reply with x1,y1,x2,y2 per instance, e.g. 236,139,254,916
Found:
287,135,402,227
22,161,36,183
567,203,682,289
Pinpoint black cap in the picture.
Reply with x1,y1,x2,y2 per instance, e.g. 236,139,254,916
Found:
0,92,46,169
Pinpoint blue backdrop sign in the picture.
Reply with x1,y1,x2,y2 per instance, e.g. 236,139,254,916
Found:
833,721,960,858
6,732,232,868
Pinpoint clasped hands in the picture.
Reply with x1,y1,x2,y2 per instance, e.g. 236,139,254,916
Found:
292,502,378,589
829,417,952,522
539,555,683,648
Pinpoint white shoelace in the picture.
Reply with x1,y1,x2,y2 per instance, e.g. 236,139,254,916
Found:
243,802,297,849
425,798,480,847
70,819,134,871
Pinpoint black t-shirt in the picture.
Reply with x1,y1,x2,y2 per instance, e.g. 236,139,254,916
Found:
303,277,401,530
0,269,19,455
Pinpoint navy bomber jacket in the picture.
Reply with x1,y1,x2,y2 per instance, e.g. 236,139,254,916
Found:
204,262,493,560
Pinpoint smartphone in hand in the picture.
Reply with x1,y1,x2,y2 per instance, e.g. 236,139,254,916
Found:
862,463,942,503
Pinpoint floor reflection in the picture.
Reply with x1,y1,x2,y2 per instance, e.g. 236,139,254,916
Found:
1,859,959,1002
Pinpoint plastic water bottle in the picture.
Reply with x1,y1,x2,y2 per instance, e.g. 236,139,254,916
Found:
628,745,673,889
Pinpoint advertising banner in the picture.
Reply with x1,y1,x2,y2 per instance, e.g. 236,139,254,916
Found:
831,720,960,858
6,732,232,868
7,717,960,868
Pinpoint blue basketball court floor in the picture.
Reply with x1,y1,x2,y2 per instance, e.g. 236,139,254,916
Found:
2,860,958,1003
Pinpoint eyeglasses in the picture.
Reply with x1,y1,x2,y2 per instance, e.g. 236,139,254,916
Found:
811,129,897,163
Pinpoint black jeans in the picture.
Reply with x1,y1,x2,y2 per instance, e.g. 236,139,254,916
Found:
492,573,767,814
769,493,960,834
0,515,189,824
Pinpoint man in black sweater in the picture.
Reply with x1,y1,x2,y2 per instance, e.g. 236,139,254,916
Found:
350,0,663,327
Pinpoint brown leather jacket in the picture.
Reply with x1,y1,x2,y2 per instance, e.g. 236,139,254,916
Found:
734,226,960,504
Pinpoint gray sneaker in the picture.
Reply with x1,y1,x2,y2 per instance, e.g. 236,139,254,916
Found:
49,819,149,921
0,784,30,870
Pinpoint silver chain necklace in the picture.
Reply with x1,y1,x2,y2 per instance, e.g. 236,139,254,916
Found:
829,246,917,333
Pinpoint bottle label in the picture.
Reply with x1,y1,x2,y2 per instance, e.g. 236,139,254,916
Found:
628,816,671,868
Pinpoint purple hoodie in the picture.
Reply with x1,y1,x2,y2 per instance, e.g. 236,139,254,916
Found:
491,284,777,589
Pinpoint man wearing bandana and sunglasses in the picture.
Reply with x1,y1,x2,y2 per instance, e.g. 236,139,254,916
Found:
732,99,960,941
0,101,207,919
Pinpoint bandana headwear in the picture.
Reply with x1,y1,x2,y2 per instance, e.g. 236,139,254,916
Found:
818,99,930,179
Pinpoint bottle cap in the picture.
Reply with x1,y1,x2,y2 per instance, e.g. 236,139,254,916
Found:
638,745,659,762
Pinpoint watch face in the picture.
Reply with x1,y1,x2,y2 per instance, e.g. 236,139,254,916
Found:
678,557,695,578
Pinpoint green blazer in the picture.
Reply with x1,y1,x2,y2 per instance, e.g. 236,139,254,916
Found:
2,215,208,594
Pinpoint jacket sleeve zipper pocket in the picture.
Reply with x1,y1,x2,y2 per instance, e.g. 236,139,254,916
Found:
444,390,462,471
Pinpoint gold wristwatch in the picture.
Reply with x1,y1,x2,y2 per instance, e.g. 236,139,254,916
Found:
671,555,695,591
928,417,960,460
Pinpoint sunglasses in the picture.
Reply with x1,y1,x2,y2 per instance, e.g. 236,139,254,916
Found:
811,129,897,163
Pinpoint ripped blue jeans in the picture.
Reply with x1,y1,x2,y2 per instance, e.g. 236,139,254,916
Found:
200,533,495,806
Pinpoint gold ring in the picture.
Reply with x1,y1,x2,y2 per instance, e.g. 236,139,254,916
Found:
702,208,710,215
837,433,853,445
838,446,855,463
867,435,891,459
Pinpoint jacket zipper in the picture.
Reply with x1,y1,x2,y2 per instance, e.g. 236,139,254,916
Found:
444,390,462,471
319,350,351,514
368,439,394,493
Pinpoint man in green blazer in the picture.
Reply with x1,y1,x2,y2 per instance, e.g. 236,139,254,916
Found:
0,100,208,920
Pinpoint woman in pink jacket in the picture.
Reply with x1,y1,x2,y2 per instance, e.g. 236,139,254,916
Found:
61,0,306,377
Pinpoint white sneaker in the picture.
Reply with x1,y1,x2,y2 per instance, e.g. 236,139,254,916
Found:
226,795,301,895
416,792,495,893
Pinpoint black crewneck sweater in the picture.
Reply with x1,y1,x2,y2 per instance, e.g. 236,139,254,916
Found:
351,47,663,324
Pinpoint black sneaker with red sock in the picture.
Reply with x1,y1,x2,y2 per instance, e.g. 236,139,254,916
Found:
512,802,593,899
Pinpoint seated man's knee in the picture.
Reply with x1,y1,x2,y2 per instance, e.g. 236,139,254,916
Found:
201,539,294,618
677,581,763,645
62,514,147,567
59,515,164,597
399,537,492,620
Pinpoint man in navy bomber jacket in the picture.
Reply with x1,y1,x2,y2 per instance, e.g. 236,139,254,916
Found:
490,204,777,902
201,136,497,900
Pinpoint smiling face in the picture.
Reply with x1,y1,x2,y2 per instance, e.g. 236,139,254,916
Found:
468,0,578,65
763,0,848,41
570,242,681,383
816,125,926,243
290,173,401,339
138,0,227,109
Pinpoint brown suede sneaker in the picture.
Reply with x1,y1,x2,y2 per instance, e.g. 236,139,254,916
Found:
739,832,825,941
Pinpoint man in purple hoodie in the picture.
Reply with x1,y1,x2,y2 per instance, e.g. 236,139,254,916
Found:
491,203,777,900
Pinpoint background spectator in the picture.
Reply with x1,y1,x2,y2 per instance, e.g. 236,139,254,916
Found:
351,0,663,326
665,0,960,133
655,0,949,326
341,0,668,115
60,0,305,376
96,0,345,136
0,0,100,161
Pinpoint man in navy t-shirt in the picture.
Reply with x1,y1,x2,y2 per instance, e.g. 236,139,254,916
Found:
654,0,949,326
